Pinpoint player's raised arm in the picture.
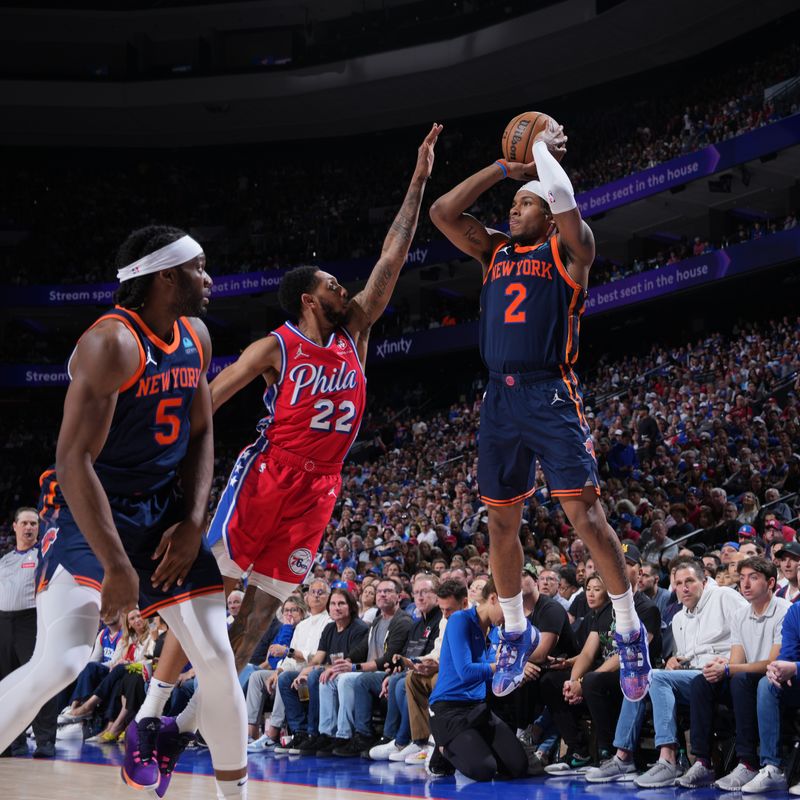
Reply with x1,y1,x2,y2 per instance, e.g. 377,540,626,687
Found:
55,323,140,620
531,120,595,283
428,161,514,270
209,334,282,413
346,123,442,340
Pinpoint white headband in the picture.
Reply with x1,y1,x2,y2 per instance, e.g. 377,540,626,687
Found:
517,180,550,204
116,235,204,283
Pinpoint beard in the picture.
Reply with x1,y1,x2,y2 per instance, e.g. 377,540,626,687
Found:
319,296,347,327
175,268,206,317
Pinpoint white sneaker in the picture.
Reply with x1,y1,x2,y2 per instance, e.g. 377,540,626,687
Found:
247,733,277,753
742,764,787,794
716,762,758,791
389,741,422,762
789,779,800,796
58,708,90,724
676,760,716,788
405,744,432,764
56,723,83,740
369,739,399,761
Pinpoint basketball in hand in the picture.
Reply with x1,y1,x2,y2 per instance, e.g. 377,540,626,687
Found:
501,111,563,163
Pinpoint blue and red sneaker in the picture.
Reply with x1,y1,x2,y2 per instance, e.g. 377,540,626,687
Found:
614,622,652,702
121,717,161,790
491,620,540,697
149,717,194,799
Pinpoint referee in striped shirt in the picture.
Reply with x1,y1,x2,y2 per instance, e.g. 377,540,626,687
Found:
0,507,57,758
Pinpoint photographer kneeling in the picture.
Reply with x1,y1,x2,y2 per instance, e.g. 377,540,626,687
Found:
428,578,527,781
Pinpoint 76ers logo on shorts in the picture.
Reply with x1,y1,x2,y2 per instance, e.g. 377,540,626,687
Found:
41,527,59,557
288,548,313,576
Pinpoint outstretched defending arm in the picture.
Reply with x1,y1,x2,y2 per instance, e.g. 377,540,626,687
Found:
346,123,442,357
208,334,282,413
429,163,513,272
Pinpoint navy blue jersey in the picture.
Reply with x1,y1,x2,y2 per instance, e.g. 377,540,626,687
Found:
479,235,586,374
41,306,203,502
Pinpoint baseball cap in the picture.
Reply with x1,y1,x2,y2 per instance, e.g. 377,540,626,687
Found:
522,563,539,578
621,541,642,565
721,541,740,551
737,524,756,539
774,542,800,559
331,580,349,590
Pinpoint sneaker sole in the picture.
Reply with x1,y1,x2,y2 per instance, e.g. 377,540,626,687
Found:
586,773,638,783
634,779,677,788
120,765,160,791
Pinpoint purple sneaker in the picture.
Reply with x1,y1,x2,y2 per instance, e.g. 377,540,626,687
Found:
149,717,194,799
492,621,540,697
614,622,652,702
121,717,161,790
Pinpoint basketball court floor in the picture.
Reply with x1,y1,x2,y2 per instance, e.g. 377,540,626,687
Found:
2,737,734,800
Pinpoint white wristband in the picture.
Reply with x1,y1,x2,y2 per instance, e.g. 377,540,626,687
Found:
532,140,576,215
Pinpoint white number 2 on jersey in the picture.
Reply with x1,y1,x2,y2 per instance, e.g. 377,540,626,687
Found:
310,399,356,433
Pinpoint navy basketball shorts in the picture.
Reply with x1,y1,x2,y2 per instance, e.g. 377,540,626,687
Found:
477,370,600,506
37,487,223,617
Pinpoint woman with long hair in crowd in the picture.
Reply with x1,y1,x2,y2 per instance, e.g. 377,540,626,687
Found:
69,609,155,743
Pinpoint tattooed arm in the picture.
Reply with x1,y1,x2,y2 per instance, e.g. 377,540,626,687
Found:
429,162,520,276
346,124,442,363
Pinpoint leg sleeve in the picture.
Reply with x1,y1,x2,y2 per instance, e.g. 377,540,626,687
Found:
0,569,99,753
160,593,247,772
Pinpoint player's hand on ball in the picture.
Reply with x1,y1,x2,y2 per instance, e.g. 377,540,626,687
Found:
151,520,202,591
533,118,567,160
414,123,444,181
506,160,539,181
100,562,139,623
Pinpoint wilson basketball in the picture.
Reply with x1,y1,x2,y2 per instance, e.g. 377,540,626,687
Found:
501,111,562,163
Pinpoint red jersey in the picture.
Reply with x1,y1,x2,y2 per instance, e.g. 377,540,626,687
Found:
257,322,366,464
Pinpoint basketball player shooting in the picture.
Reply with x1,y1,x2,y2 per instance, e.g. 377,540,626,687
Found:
429,118,651,702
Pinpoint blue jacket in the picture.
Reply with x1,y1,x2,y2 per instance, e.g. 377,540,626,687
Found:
777,601,800,677
430,607,493,704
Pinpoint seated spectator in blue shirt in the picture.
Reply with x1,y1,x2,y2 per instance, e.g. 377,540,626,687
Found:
427,577,528,781
745,597,800,793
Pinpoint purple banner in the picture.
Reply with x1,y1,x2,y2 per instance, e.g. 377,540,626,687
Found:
367,321,479,364
0,354,239,388
584,227,800,315
0,241,456,308
576,113,800,217
3,229,799,383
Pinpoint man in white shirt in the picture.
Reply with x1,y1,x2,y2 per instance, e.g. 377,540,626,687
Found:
676,557,789,789
588,560,746,786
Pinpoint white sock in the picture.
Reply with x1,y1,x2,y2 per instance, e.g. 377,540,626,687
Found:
135,680,175,722
216,775,248,800
498,592,526,633
176,691,199,734
608,587,639,636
